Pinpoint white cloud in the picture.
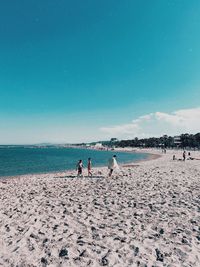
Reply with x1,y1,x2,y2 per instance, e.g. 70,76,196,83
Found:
100,107,200,139
101,123,140,135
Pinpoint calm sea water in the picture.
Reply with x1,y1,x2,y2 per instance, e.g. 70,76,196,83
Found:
0,147,149,177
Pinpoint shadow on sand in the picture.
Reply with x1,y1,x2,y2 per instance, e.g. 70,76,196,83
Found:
54,175,105,179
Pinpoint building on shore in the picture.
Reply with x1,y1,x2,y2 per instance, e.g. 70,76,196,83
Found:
110,138,119,143
173,135,182,147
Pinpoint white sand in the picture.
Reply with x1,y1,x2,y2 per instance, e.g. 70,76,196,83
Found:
0,149,200,267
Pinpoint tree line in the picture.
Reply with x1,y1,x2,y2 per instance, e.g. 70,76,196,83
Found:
114,133,200,149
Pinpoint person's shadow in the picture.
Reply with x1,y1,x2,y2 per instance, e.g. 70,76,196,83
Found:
54,175,105,179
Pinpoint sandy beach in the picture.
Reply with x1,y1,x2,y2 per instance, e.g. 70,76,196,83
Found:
0,149,200,267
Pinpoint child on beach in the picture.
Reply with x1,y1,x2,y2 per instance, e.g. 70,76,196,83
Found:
87,158,92,177
108,155,119,177
76,160,84,177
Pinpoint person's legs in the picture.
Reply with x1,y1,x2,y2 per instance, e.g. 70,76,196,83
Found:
109,169,113,177
88,169,92,177
78,168,82,176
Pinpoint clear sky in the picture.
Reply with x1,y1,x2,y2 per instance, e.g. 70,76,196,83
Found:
1,0,200,144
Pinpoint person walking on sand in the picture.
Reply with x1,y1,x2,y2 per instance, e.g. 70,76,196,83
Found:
77,160,84,177
87,158,92,177
108,155,119,177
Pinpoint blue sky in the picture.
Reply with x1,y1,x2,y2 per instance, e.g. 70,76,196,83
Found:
1,0,200,144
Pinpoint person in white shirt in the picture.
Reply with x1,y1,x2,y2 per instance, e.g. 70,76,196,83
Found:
108,155,119,177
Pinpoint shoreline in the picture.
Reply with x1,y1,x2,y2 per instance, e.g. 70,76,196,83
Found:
122,152,161,167
0,150,160,181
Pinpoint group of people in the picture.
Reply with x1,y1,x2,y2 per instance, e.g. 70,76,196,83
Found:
76,155,119,177
76,158,92,177
173,151,192,161
161,148,167,154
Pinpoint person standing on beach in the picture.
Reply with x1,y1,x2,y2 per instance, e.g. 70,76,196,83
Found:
108,155,119,177
183,151,186,161
77,160,84,177
87,158,92,177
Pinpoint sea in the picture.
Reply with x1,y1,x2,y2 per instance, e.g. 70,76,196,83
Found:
0,147,149,177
